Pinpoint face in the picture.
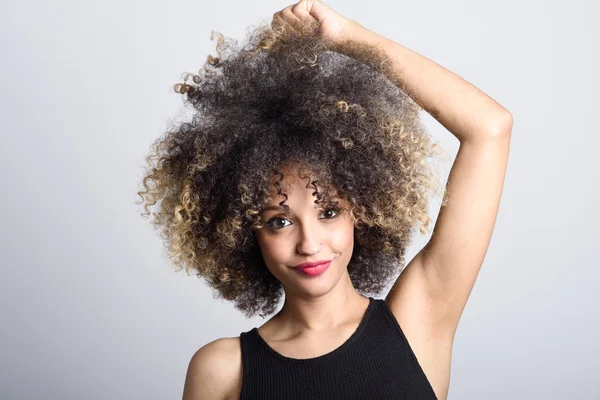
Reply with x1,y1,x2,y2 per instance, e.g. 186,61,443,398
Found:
256,165,355,297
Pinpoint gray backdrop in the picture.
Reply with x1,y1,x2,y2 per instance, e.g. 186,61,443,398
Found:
1,0,598,398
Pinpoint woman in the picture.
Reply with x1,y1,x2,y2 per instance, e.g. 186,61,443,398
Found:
137,1,512,398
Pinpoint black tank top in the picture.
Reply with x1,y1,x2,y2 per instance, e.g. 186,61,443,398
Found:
239,297,438,399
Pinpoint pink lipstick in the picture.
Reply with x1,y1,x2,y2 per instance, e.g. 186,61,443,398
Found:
293,260,332,277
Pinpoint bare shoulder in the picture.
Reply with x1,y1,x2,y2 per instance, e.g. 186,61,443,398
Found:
182,336,243,400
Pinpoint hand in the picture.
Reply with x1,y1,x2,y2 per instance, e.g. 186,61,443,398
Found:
271,0,361,48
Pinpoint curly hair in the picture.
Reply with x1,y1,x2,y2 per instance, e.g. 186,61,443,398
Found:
136,20,448,319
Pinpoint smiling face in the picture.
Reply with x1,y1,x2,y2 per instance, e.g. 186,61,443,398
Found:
255,164,356,298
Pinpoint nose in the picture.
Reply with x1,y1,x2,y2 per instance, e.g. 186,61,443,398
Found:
295,220,324,255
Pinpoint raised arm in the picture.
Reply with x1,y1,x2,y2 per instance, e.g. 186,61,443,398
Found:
276,0,512,340
347,24,513,337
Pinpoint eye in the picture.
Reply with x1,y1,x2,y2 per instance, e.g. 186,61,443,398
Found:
266,217,291,230
265,206,342,231
321,206,341,219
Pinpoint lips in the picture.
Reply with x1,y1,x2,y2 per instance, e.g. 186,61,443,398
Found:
293,259,333,269
294,260,331,277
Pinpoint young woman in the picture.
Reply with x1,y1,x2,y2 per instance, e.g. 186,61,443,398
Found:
138,1,512,398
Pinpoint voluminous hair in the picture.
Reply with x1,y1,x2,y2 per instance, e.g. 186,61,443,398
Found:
137,20,447,318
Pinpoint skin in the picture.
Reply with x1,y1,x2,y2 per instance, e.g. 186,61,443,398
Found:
183,1,513,399
255,163,370,343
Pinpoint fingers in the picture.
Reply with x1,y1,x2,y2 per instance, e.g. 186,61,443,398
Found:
272,1,316,33
291,1,315,24
271,12,285,30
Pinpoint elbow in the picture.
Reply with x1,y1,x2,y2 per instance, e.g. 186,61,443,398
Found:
489,111,513,138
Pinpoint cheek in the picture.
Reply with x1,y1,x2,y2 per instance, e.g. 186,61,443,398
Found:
329,220,355,250
256,232,286,263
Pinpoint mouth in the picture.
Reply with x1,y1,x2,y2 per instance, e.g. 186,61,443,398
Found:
292,260,333,277
293,259,333,269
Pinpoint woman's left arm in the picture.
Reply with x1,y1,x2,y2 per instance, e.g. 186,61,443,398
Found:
281,0,513,336
347,24,513,141
346,24,513,335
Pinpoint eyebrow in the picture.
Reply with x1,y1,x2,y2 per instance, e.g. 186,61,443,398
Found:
262,205,287,212
261,198,341,215
260,205,299,217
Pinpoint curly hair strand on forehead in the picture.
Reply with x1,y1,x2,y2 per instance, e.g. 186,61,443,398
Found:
136,20,448,319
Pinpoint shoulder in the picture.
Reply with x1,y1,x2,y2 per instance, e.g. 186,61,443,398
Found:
182,336,243,400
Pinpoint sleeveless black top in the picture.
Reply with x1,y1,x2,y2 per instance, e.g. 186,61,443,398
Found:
239,297,438,399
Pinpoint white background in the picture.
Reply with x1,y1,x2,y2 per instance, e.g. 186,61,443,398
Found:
1,0,598,398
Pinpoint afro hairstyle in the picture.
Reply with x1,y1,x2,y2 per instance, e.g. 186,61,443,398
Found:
136,19,448,318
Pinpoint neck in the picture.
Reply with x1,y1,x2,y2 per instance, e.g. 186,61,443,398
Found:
274,273,369,333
